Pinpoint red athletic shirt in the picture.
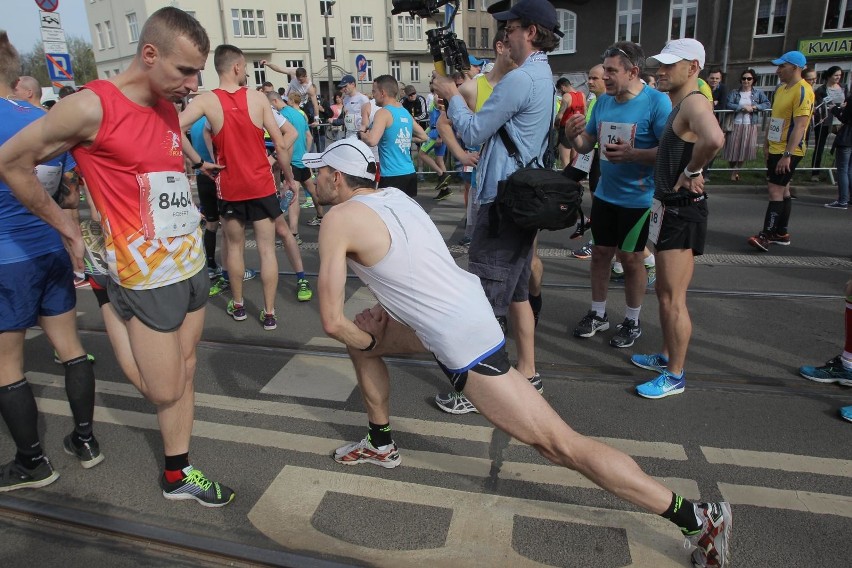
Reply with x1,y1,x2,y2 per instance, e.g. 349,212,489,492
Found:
71,80,204,290
211,88,276,202
560,91,586,127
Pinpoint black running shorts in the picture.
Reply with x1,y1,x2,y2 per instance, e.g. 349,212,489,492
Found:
220,194,283,222
437,344,512,392
766,153,803,186
655,200,708,256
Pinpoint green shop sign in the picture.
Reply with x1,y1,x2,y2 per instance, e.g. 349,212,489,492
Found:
799,36,852,58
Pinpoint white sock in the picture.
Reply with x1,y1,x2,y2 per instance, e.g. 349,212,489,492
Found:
612,261,624,273
591,301,607,318
644,253,655,268
625,305,641,323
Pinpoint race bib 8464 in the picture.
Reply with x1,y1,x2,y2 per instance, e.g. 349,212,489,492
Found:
137,171,200,240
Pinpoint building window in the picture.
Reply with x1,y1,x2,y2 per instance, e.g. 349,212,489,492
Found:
323,37,336,60
824,0,852,30
95,23,105,50
481,27,489,49
755,0,788,36
256,10,266,37
670,0,697,39
113,68,120,76
252,61,266,86
104,20,115,48
468,0,476,10
391,60,401,81
616,0,642,43
197,71,203,88
410,61,420,82
104,69,110,78
231,9,241,37
365,60,374,82
126,12,139,43
231,9,266,38
320,1,334,17
468,27,476,49
185,11,196,20
387,17,393,40
291,14,303,39
552,10,577,54
277,13,289,39
351,16,373,41
397,15,423,41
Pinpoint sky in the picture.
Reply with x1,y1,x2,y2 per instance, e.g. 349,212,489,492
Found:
1,0,92,53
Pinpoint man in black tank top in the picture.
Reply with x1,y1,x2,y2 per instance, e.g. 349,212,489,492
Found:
629,40,724,407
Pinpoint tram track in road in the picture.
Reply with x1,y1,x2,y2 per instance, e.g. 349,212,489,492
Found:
0,494,357,568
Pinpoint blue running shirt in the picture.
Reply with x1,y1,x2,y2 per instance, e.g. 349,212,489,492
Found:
586,86,671,208
377,106,415,177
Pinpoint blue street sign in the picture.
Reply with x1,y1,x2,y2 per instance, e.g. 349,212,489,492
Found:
45,52,73,82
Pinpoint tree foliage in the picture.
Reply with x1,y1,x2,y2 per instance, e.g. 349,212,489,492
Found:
20,36,96,88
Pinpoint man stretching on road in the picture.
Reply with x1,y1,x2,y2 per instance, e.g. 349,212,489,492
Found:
0,8,233,506
629,39,725,399
310,138,731,568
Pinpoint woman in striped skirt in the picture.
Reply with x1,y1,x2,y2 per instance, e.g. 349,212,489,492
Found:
724,69,771,181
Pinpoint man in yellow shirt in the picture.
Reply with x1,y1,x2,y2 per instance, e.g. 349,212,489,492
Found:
748,51,814,252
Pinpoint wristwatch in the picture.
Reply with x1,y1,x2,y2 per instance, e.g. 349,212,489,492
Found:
683,166,702,179
192,160,204,169
782,151,792,158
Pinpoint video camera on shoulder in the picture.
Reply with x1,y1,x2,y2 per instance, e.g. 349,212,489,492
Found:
391,0,470,77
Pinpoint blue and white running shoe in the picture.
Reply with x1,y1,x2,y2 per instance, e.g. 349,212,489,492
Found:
631,353,668,373
636,371,685,399
841,406,852,423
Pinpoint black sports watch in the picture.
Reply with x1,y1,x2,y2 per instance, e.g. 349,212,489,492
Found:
192,160,204,169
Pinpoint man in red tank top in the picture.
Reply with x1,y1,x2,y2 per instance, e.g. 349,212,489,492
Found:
555,77,586,169
179,45,297,331
0,7,234,506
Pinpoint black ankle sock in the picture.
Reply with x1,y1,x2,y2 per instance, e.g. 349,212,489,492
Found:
64,355,95,439
0,378,42,465
367,422,393,448
15,450,45,470
164,452,190,472
661,493,701,534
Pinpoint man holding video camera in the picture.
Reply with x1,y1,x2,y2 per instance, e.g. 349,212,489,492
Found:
432,0,560,406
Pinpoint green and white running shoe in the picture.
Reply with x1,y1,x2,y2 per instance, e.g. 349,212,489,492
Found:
161,466,235,507
297,278,313,302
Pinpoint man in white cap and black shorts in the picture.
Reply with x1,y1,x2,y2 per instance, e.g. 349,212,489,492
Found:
307,137,732,568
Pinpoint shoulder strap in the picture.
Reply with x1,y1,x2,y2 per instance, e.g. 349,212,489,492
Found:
498,88,556,168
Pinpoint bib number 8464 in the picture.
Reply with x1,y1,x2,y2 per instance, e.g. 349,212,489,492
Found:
159,191,193,211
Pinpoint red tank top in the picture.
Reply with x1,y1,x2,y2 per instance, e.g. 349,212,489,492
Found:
211,88,276,201
71,80,204,290
559,91,586,127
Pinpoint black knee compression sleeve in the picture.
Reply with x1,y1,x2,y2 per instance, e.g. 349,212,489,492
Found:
64,355,95,437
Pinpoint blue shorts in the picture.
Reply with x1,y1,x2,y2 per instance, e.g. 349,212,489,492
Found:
0,250,76,331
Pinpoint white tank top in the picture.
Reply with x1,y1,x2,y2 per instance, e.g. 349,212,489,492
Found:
347,189,505,371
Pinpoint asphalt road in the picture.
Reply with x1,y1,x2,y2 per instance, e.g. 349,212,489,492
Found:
1,181,850,567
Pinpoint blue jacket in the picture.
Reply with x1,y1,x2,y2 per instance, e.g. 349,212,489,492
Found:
725,88,771,124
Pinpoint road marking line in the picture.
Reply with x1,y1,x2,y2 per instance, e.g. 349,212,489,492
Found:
249,466,689,568
719,483,852,518
702,447,852,477
510,436,688,461
33,397,693,497
259,354,358,401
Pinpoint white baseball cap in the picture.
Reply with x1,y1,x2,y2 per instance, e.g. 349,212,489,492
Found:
650,38,706,69
302,139,377,181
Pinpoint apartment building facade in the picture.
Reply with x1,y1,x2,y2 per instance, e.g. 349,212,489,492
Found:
543,0,852,93
84,0,499,98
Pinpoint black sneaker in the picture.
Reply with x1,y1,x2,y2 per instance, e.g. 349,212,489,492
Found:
161,466,235,507
610,318,641,348
63,434,105,469
434,187,453,201
0,458,59,492
573,311,609,338
528,373,544,394
433,172,451,191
